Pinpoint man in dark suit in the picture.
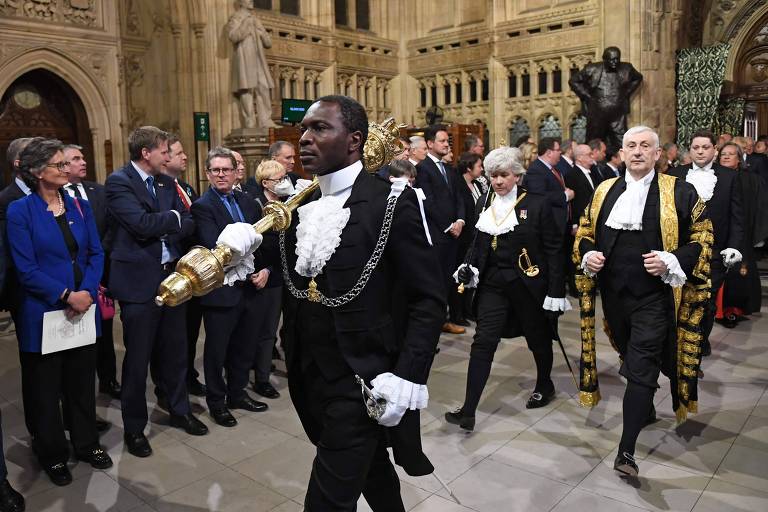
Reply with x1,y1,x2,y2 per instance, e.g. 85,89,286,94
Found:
742,136,768,187
226,96,445,510
106,126,208,458
555,138,575,178
192,147,268,427
523,137,573,236
668,130,744,357
0,137,38,322
157,135,206,397
415,125,466,334
244,141,299,197
588,138,612,184
62,144,121,400
564,144,596,297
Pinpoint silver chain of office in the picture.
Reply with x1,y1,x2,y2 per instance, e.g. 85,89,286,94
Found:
279,195,398,307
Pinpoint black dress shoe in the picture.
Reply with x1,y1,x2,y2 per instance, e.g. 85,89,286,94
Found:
210,408,238,428
187,379,207,397
43,462,72,486
95,416,111,434
525,388,556,409
0,478,24,512
253,382,280,399
614,451,639,477
444,408,475,431
227,395,268,412
124,433,152,458
169,413,209,436
76,447,113,469
98,380,121,399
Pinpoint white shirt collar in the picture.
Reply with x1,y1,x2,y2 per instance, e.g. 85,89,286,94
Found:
130,161,152,182
537,156,552,170
563,155,573,166
692,160,714,173
608,163,618,172
15,177,31,196
576,164,594,186
317,160,363,197
408,158,418,166
427,153,442,165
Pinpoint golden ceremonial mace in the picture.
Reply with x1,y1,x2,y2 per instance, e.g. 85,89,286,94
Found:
155,117,405,307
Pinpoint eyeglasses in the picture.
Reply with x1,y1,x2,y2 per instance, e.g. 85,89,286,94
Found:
207,167,234,175
263,176,288,183
46,161,70,172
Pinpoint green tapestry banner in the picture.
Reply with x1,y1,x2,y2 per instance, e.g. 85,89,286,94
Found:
714,96,746,137
676,43,731,149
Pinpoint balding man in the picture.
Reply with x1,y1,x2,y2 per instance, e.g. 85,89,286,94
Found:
463,134,485,156
564,144,597,295
409,136,428,166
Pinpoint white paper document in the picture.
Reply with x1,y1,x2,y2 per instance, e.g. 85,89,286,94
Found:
41,304,97,355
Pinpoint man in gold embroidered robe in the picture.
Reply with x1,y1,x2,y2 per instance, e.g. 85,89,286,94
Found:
572,126,713,477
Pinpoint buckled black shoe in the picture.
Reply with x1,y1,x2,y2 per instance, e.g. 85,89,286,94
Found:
614,451,639,477
76,447,113,469
169,413,209,436
98,380,121,399
43,462,72,486
227,395,268,413
124,433,152,458
253,382,280,399
444,408,475,431
0,478,24,512
525,388,556,409
210,408,238,428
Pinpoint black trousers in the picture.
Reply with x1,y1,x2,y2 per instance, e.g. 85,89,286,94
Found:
95,317,117,384
120,299,190,434
251,286,282,383
19,345,98,467
601,287,669,455
202,293,261,410
0,409,6,480
462,269,553,415
289,362,404,512
186,297,203,382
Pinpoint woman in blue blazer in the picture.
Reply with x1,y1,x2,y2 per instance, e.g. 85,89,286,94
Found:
6,138,112,486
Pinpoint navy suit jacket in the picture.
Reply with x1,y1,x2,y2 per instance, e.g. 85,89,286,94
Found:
7,192,103,352
191,187,261,307
105,163,194,303
522,157,568,233
414,157,465,244
77,181,108,239
0,180,27,312
555,156,574,178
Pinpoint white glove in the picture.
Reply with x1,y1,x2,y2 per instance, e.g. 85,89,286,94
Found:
216,223,263,258
294,179,313,196
721,248,743,268
370,373,428,427
452,264,479,288
543,296,572,312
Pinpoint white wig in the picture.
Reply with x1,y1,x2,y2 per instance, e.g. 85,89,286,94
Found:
483,146,525,175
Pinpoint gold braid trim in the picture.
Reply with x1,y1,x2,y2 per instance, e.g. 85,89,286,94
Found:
574,179,618,409
690,218,714,283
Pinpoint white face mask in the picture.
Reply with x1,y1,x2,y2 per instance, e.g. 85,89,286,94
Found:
273,179,295,197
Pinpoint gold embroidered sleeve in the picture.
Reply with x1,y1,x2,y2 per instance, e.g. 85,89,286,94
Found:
688,198,714,283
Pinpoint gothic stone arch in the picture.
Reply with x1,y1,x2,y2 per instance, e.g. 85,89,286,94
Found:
0,47,116,181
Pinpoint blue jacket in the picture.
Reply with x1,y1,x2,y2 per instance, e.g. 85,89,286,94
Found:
105,163,194,303
7,192,104,352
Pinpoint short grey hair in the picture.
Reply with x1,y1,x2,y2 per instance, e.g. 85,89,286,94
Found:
483,146,525,176
622,126,659,149
268,140,293,159
409,136,425,149
18,138,65,190
6,137,36,173
205,146,236,170
63,144,83,152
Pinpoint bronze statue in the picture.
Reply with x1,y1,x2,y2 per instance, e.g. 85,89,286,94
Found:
569,47,643,150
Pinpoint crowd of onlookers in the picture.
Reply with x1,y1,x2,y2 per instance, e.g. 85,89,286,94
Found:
0,123,765,511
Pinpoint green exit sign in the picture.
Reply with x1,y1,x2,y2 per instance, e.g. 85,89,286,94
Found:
194,112,210,142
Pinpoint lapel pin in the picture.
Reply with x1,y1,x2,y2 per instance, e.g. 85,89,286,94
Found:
157,183,165,187
520,209,527,219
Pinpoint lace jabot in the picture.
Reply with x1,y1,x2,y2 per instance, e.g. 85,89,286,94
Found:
605,170,655,231
475,187,519,236
294,195,350,278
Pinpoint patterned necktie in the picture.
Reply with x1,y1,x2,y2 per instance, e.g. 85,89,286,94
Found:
145,176,156,198
438,161,448,185
175,182,191,210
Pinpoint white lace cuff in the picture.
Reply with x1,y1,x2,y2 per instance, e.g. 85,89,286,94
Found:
223,253,255,286
452,264,479,288
653,250,686,288
581,250,598,278
543,296,572,312
720,248,743,267
371,372,428,427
